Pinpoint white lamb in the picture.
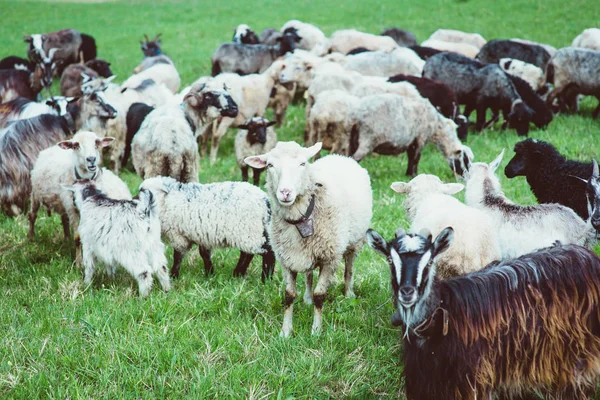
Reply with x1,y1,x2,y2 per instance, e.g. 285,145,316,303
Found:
281,20,327,52
245,141,373,337
464,151,593,259
121,63,181,94
390,174,501,278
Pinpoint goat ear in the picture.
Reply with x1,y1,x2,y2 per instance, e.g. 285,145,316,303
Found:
390,182,410,194
97,137,115,148
105,75,117,84
432,227,454,257
489,149,504,172
184,93,199,108
593,159,599,178
418,228,432,242
266,120,277,128
395,228,406,238
58,140,76,150
442,183,464,195
244,154,268,169
366,229,388,256
305,142,322,159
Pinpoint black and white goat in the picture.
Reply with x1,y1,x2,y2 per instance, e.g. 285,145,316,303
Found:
0,96,72,129
367,227,600,399
0,56,34,73
24,29,96,75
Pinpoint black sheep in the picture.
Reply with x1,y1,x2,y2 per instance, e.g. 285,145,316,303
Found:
380,27,417,47
408,45,442,61
123,102,154,168
507,74,552,129
476,39,550,69
505,138,594,220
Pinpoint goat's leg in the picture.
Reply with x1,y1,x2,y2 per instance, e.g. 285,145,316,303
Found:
82,248,96,286
475,105,487,132
304,271,314,304
311,264,335,335
281,268,297,338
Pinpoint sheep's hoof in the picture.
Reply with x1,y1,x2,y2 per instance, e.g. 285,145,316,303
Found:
311,324,322,336
279,329,291,338
345,290,356,299
303,292,313,305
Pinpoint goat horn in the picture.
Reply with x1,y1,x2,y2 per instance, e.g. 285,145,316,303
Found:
152,33,162,42
144,34,149,42
593,159,599,177
567,174,588,184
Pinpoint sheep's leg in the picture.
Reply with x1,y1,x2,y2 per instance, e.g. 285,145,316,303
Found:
241,166,249,182
199,246,213,276
463,103,474,119
281,269,297,338
233,251,255,277
406,140,423,176
75,235,83,267
311,265,335,335
260,248,276,283
303,271,314,304
82,248,96,286
156,264,171,293
303,96,314,146
275,108,285,127
136,270,154,298
252,169,263,186
351,140,372,163
343,248,357,298
209,120,231,165
27,198,41,239
475,105,487,132
171,249,187,278
483,109,500,129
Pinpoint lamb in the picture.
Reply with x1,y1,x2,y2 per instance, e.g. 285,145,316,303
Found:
545,47,600,118
28,132,131,265
476,39,551,69
464,151,593,259
0,56,34,73
498,57,545,92
232,24,260,44
342,48,425,77
504,138,596,220
427,29,486,49
235,117,277,184
571,28,600,51
280,20,326,52
139,34,163,57
0,90,117,216
380,27,417,47
122,102,154,168
419,39,479,58
389,174,500,277
132,83,238,181
63,179,169,298
0,96,71,129
140,176,276,281
327,29,398,54
367,227,600,399
348,94,473,177
211,33,298,76
244,141,373,337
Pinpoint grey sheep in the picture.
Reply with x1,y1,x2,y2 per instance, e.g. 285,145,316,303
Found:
476,39,551,69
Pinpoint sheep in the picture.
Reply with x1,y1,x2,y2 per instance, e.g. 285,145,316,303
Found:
476,39,551,69
504,138,596,220
342,48,425,77
389,174,500,277
280,20,326,52
140,176,276,281
464,151,593,259
0,90,117,216
63,179,169,298
367,227,600,399
419,39,479,58
380,27,417,47
122,62,181,94
0,96,71,129
545,47,600,118
122,102,154,168
427,29,486,49
235,117,277,184
60,60,113,97
572,28,600,51
259,28,282,45
211,33,298,76
232,24,260,44
327,30,398,54
348,94,474,177
28,132,132,266
505,73,553,129
244,141,373,337
510,38,557,57
498,57,545,92
408,45,442,61
132,83,238,181
387,74,468,140
423,52,534,136
0,56,34,73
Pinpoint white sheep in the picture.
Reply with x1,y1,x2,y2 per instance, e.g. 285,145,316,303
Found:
140,176,276,281
464,151,593,259
348,93,473,177
245,141,373,337
420,39,479,58
572,28,600,51
63,180,170,297
390,174,501,278
327,29,398,54
499,58,545,91
281,20,327,52
427,29,486,49
121,62,181,94
342,48,425,77
235,117,277,184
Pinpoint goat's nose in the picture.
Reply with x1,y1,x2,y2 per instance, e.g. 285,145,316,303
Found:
87,156,96,163
592,216,600,228
399,286,415,298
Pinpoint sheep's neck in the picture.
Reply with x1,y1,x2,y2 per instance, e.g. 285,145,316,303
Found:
430,124,456,159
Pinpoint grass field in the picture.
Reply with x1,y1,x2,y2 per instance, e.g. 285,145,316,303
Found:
1,0,600,397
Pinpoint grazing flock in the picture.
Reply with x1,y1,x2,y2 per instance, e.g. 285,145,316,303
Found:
1,21,600,398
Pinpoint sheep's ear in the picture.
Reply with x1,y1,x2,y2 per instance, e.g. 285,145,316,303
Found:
366,229,388,256
60,184,75,192
244,154,268,169
442,183,464,195
305,142,322,159
58,140,78,150
266,120,277,128
97,137,114,148
390,182,409,194
432,227,454,257
593,159,599,178
238,124,249,130
489,149,504,172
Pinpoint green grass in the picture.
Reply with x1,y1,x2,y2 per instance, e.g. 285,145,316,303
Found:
1,0,600,397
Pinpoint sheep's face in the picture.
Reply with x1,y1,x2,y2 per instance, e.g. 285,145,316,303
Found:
455,115,469,141
244,141,321,206
449,145,473,177
239,117,276,145
504,140,537,178
367,227,453,330
86,90,118,119
587,160,600,232
58,131,114,175
508,101,533,137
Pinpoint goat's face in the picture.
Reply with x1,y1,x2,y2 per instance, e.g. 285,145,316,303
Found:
244,142,321,206
367,228,454,328
185,85,238,120
87,90,117,119
238,117,276,145
587,160,600,232
140,33,162,57
58,131,114,175
45,96,74,116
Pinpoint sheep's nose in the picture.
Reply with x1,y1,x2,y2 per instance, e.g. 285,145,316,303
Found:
280,189,292,200
87,156,96,163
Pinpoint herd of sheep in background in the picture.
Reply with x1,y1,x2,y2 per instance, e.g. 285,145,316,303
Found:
1,20,600,399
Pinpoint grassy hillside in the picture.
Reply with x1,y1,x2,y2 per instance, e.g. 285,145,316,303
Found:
1,0,599,397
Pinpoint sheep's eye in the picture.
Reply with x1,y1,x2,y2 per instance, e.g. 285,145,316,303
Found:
267,163,273,168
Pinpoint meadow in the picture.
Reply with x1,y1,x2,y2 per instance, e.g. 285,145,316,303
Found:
1,0,600,397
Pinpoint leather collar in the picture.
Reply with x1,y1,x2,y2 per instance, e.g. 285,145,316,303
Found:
74,167,98,181
284,194,315,225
